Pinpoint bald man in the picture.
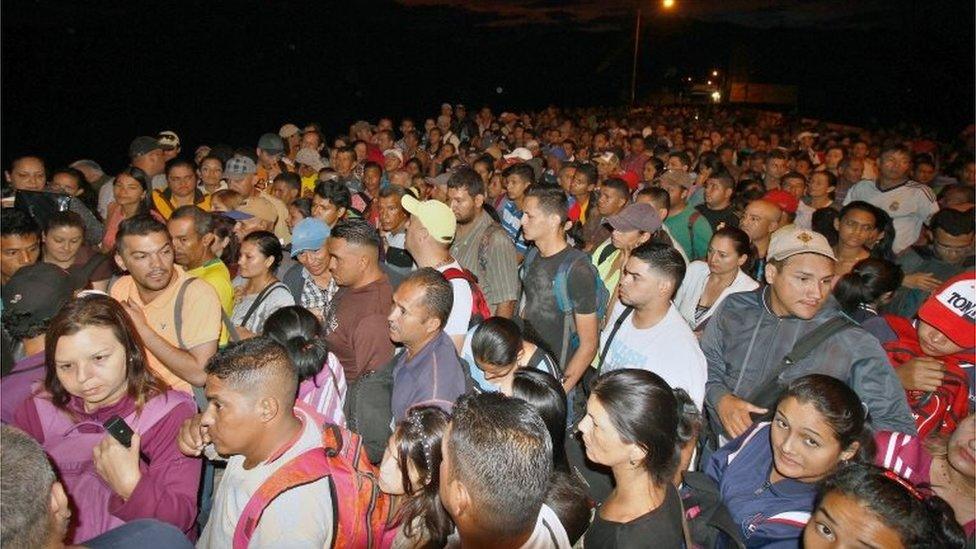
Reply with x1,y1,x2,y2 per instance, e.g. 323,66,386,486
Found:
739,199,783,280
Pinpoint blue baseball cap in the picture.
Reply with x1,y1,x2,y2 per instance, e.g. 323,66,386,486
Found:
290,218,331,257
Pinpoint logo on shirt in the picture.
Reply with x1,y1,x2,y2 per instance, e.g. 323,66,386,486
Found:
889,200,900,211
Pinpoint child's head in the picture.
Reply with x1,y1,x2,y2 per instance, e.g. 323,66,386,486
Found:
378,406,453,546
915,272,975,357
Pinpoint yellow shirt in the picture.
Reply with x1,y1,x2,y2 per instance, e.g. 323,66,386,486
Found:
110,266,221,393
151,190,212,220
301,174,318,195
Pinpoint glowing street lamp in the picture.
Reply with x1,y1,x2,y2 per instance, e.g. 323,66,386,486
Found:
630,1,677,105
711,90,721,103
712,70,719,76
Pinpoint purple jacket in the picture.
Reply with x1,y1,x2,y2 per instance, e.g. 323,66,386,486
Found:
0,351,45,424
13,391,201,540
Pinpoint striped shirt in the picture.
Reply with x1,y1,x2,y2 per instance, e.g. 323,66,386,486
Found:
450,211,520,307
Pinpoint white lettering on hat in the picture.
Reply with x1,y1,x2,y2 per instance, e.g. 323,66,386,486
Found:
936,281,976,322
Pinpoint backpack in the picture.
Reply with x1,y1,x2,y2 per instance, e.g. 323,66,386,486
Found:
882,314,971,439
442,267,492,328
232,414,397,549
34,391,191,543
522,247,610,370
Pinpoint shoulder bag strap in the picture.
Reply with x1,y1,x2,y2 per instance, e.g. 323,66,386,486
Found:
173,278,197,349
782,315,858,366
746,315,857,406
240,282,288,327
597,306,634,372
231,448,330,549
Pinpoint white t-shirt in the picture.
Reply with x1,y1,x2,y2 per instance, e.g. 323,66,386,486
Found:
445,504,570,549
844,179,938,253
599,302,707,410
197,408,334,549
436,261,474,338
794,200,817,230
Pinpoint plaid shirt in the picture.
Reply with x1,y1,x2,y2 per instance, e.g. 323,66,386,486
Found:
301,270,339,334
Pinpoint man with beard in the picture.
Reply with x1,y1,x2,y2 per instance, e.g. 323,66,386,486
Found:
111,215,222,393
447,167,519,317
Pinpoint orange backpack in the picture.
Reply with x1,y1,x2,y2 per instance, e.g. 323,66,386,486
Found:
232,417,398,549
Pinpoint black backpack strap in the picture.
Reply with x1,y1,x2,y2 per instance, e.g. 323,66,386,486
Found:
746,315,857,408
783,315,858,366
597,306,633,372
596,241,618,265
240,282,289,327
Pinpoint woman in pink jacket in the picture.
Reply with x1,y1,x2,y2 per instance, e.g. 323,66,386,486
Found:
13,294,200,543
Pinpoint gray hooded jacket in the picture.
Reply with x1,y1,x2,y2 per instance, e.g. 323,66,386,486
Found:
701,287,916,435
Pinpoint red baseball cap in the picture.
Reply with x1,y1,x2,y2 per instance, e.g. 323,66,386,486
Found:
917,271,976,349
763,189,799,215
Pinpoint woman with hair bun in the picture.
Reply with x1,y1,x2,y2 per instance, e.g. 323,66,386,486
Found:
577,368,689,547
262,305,346,427
231,230,294,336
806,462,966,548
832,257,903,323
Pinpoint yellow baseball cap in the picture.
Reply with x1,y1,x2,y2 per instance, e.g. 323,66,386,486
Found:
401,195,456,244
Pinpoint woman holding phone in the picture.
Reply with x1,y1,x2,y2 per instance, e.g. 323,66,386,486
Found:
12,293,200,543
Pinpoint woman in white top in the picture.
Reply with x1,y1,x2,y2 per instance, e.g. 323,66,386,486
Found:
231,230,295,336
674,227,758,332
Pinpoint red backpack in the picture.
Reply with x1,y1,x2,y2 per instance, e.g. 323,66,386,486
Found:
442,267,492,327
883,314,972,439
232,407,397,549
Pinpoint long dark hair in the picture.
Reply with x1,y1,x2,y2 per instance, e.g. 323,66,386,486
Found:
115,166,153,216
590,369,681,486
393,406,453,548
779,374,874,461
44,294,161,409
262,306,329,382
512,369,569,473
471,316,521,368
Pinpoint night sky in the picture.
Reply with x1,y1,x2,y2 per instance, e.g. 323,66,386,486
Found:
3,0,973,172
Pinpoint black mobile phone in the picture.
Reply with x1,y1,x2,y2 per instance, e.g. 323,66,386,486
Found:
103,415,134,448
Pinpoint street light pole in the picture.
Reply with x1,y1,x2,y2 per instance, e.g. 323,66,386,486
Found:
630,8,641,106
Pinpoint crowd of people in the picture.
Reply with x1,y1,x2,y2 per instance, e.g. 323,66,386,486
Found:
0,103,974,548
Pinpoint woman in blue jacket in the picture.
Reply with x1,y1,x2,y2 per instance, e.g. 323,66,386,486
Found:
705,374,873,547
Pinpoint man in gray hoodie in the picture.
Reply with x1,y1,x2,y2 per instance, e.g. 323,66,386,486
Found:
702,226,916,440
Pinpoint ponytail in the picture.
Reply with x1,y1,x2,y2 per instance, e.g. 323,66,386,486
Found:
284,335,329,382
832,258,903,315
262,306,330,382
